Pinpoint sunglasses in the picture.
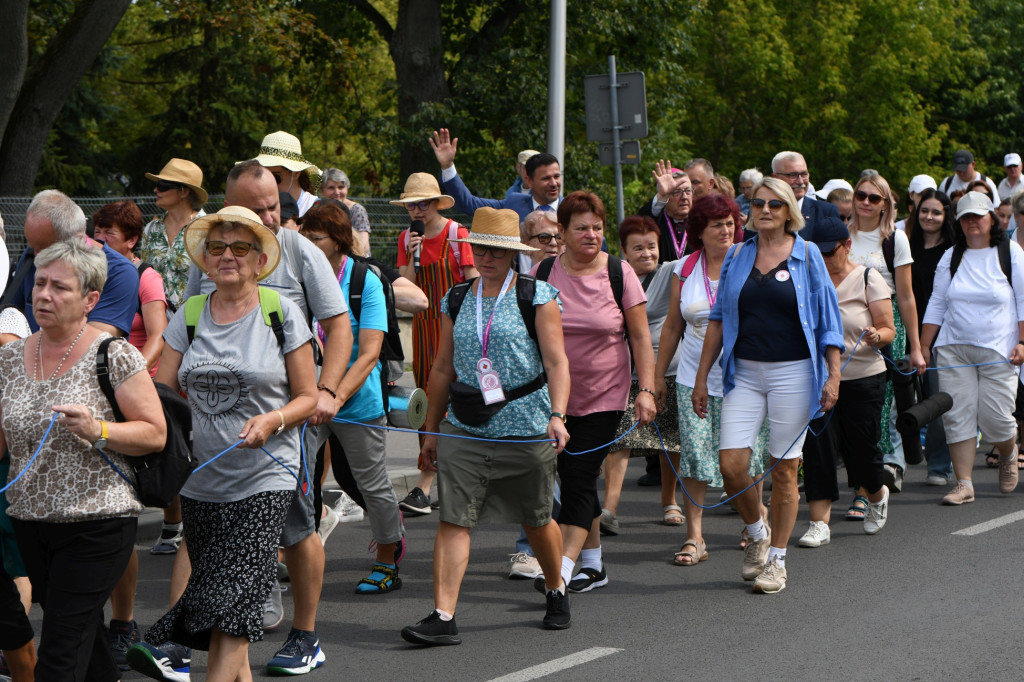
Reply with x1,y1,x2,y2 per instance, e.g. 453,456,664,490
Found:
154,180,183,192
750,198,786,211
404,200,433,211
205,240,256,257
821,244,844,257
855,190,884,205
839,214,852,223
471,245,510,259
529,232,563,244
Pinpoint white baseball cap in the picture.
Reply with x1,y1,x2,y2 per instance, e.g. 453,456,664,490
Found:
956,191,995,220
1005,153,1022,167
907,175,937,194
814,178,853,201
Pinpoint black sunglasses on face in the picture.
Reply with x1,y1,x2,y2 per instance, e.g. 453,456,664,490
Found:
750,198,786,210
205,240,256,256
404,201,433,211
471,245,510,259
155,180,183,192
855,190,884,205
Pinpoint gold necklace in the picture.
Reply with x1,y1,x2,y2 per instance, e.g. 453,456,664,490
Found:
36,323,89,381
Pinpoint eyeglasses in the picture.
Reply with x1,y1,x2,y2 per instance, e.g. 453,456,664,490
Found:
776,171,809,181
404,200,433,211
154,180,183,192
670,188,693,198
205,240,256,256
855,190,884,205
471,245,510,259
529,232,563,244
821,244,844,258
750,198,786,211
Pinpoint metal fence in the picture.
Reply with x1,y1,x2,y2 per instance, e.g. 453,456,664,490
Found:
0,195,472,268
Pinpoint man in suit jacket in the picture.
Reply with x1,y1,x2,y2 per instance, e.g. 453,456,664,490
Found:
770,151,839,241
430,128,562,221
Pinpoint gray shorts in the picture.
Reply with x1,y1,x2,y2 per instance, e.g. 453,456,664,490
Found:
280,424,318,547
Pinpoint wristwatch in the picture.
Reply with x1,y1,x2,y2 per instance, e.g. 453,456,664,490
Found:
93,420,109,450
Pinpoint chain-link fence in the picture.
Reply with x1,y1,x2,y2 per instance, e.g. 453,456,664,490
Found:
0,195,472,268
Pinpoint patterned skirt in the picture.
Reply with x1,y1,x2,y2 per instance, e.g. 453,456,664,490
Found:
145,490,294,650
878,302,906,455
611,378,682,456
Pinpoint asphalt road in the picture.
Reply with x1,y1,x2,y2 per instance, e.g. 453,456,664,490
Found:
28,454,1024,681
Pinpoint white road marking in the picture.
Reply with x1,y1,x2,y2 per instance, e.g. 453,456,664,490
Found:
952,510,1024,536
486,647,623,682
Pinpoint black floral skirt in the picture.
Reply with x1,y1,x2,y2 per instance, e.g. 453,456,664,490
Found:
145,490,294,650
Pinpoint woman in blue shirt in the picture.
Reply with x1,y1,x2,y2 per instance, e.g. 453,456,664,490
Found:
692,177,844,595
300,202,405,595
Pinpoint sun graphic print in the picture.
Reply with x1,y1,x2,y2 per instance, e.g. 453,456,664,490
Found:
182,359,252,428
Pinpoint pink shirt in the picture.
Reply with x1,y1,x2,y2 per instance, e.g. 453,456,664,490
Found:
533,256,647,416
129,264,167,377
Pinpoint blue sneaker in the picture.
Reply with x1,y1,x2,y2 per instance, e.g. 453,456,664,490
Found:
266,629,326,675
125,641,191,682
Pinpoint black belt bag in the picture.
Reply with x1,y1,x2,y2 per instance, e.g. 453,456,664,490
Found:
447,373,546,426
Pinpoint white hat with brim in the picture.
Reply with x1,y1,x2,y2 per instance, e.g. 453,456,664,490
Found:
955,191,995,221
252,131,314,172
389,172,455,211
145,158,208,206
907,174,937,195
456,207,538,252
183,206,281,281
814,178,853,201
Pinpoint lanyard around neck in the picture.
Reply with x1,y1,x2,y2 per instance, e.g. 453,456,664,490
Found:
476,269,515,358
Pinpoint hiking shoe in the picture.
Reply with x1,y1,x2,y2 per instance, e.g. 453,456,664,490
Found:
864,486,889,535
263,579,285,632
567,565,608,593
335,490,364,523
109,618,141,671
797,521,830,548
543,589,571,630
741,536,771,581
398,487,431,516
942,481,975,505
998,452,1019,494
125,641,191,682
508,552,543,579
150,524,183,555
883,464,903,493
318,504,340,544
401,611,461,647
266,629,326,675
599,509,620,536
925,473,951,486
752,556,787,594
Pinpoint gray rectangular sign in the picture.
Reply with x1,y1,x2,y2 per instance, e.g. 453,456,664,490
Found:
599,140,641,166
584,71,648,142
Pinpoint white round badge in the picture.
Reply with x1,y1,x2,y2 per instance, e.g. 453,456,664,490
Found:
775,270,791,282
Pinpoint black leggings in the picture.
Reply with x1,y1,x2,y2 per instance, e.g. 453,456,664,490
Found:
0,563,32,651
556,410,623,530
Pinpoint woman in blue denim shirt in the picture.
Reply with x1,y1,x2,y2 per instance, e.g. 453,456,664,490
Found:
692,177,844,595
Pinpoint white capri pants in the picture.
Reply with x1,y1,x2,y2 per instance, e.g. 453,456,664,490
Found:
719,358,815,460
936,344,1018,444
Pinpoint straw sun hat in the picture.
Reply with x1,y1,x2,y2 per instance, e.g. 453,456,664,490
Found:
145,158,208,206
183,206,281,281
251,130,322,193
457,207,538,252
389,173,455,210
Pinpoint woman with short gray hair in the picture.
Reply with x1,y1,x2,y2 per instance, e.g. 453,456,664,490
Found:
321,167,372,256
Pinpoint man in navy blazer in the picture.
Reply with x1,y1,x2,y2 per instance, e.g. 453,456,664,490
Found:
430,128,562,221
770,151,839,241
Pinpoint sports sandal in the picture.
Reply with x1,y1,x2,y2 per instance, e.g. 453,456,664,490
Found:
673,539,708,566
354,562,402,595
846,495,869,521
662,504,685,526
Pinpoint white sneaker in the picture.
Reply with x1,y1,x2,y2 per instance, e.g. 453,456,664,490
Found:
335,491,364,523
925,473,950,487
798,521,831,548
507,552,543,579
263,579,285,631
318,504,340,545
864,486,889,535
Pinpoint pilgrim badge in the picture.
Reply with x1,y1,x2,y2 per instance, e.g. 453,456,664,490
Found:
476,358,505,404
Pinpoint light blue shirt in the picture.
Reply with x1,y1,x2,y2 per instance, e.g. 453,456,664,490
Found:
709,234,845,420
336,261,388,421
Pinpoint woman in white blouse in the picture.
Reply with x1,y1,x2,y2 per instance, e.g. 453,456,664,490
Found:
921,191,1024,505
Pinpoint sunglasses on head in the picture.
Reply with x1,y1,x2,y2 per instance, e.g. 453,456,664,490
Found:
154,180,183,192
471,245,510,259
530,232,563,244
750,198,786,210
205,240,256,257
855,190,884,205
404,200,433,211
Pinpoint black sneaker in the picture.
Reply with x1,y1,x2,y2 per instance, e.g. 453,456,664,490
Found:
636,472,661,487
543,589,571,630
109,618,141,671
401,611,461,646
125,641,191,682
533,576,547,594
567,565,609,593
398,487,432,516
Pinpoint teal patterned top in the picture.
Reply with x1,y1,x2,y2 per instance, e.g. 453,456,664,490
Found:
139,210,205,310
441,278,561,438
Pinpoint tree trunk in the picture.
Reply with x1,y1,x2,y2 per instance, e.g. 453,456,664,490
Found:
390,0,449,182
0,0,132,194
0,0,30,146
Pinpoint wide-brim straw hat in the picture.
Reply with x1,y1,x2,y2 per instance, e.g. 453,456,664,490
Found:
145,158,208,206
457,207,537,252
389,173,455,210
183,206,281,281
250,131,322,194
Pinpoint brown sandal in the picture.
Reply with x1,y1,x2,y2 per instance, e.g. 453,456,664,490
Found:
673,538,708,566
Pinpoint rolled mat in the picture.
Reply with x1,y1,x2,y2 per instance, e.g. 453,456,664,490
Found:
388,386,428,430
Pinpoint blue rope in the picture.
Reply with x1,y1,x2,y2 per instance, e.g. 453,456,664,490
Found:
0,412,60,494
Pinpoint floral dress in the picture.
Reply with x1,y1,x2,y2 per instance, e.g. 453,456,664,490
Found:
140,211,204,309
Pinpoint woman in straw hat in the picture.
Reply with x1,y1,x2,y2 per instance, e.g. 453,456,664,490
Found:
254,130,321,218
401,207,570,646
393,173,478,517
139,158,208,313
131,206,318,681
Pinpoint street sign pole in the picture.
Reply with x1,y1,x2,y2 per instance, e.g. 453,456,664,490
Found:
608,56,625,225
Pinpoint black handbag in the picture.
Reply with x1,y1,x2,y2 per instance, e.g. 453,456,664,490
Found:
96,337,195,508
447,373,546,426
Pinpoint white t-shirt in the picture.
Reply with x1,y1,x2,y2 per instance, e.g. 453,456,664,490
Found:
674,257,724,396
848,227,913,294
922,241,1024,359
939,172,1000,200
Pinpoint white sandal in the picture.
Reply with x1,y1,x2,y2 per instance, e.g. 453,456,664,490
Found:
662,504,684,526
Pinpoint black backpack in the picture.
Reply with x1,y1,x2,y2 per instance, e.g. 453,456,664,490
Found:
96,337,195,508
535,254,628,340
949,238,1013,286
347,258,405,414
